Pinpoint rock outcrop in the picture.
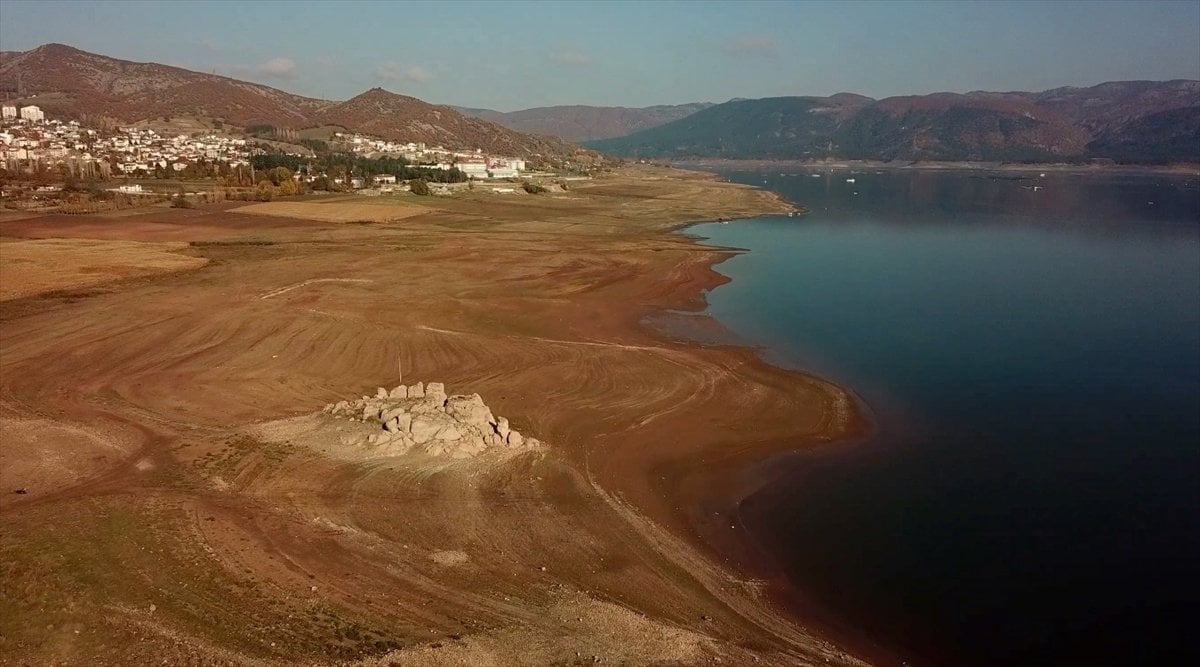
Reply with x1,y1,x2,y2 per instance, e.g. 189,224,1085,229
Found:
319,381,541,460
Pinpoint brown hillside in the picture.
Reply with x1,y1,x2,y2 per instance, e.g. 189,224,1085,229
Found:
842,92,1090,158
319,88,579,158
0,44,586,159
1031,80,1200,134
0,43,330,126
457,103,715,142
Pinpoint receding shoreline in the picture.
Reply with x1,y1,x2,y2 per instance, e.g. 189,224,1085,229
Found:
641,220,917,667
1,166,882,666
668,156,1200,176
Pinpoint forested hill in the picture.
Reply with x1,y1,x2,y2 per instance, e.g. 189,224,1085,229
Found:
587,81,1200,163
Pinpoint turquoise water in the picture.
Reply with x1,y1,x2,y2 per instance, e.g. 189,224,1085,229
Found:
691,170,1200,666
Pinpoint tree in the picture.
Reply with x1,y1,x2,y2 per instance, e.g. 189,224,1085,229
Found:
300,138,328,153
278,179,297,196
408,178,431,196
255,181,275,202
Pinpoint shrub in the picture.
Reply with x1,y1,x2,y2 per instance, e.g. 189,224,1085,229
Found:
170,195,194,209
522,181,547,194
409,179,431,196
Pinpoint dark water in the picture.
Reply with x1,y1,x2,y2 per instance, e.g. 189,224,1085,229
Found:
690,169,1200,666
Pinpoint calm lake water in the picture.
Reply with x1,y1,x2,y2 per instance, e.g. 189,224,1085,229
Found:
690,169,1200,666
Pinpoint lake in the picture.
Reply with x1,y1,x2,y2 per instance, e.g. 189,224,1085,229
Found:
689,169,1200,666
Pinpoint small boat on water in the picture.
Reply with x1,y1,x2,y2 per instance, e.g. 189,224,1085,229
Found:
811,173,822,178
846,177,856,183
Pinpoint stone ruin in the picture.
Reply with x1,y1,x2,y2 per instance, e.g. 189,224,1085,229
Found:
320,380,540,459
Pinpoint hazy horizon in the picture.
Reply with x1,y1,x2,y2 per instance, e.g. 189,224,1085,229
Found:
1,0,1198,112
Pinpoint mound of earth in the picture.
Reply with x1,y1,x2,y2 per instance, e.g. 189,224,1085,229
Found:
252,380,541,462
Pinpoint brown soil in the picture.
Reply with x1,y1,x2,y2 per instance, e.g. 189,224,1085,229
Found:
0,165,871,666
232,199,431,223
0,237,207,301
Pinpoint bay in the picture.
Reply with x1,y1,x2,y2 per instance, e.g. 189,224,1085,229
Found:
690,169,1200,666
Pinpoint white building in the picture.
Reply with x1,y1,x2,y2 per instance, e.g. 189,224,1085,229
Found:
19,106,44,122
457,161,489,178
1,106,15,119
487,166,519,179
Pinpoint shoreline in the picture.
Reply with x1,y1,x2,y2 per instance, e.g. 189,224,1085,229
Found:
667,156,1200,176
1,165,883,665
640,220,916,667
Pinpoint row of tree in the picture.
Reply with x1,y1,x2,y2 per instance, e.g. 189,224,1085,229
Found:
250,153,468,184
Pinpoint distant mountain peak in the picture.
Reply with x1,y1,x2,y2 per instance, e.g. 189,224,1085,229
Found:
30,42,84,56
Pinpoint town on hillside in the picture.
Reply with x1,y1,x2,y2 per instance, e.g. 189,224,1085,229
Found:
0,105,575,212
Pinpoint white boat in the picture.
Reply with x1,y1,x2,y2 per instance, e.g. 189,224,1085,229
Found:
846,177,856,183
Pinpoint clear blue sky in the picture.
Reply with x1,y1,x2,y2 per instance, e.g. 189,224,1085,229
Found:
1,0,1197,110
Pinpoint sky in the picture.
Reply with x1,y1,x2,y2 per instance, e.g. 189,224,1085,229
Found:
1,0,1198,111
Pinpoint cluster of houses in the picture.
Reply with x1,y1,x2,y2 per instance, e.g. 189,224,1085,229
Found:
100,129,254,175
335,132,527,179
1,108,533,191
1,107,257,176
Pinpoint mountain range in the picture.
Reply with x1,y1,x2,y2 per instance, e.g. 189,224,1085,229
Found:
0,44,580,160
454,103,714,142
587,82,1200,163
2,44,1196,164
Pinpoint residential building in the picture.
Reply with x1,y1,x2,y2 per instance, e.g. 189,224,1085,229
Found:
19,105,44,122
